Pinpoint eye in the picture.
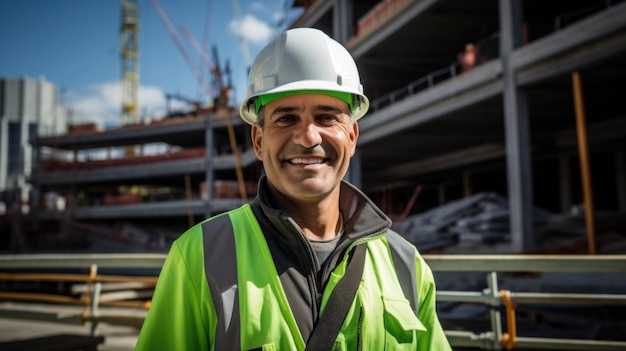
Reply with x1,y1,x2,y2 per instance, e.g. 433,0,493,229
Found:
274,114,297,124
316,114,339,124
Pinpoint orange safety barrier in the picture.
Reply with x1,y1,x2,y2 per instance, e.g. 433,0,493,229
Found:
500,289,517,350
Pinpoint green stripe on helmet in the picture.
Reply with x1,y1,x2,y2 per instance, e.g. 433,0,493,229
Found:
255,90,353,113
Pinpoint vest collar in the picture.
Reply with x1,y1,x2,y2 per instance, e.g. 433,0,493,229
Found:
251,176,392,246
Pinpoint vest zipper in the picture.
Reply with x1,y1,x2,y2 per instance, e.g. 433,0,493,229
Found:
357,305,364,351
301,234,321,321
286,215,323,320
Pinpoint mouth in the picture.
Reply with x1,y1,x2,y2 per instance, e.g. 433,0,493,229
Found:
287,157,328,165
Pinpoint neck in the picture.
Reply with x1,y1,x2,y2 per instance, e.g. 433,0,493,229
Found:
269,185,343,241
297,206,343,241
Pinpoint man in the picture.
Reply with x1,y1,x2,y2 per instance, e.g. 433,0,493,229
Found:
135,27,451,350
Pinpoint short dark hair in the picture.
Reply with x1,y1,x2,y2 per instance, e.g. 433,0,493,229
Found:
256,106,266,128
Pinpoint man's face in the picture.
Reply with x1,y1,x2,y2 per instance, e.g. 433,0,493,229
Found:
252,94,359,203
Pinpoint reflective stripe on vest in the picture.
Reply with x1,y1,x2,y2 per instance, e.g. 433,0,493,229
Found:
231,204,306,350
203,204,423,350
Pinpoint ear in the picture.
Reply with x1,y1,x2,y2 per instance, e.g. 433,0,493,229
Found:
252,124,263,160
350,121,359,157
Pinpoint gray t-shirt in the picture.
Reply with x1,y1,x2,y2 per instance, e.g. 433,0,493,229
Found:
308,232,343,265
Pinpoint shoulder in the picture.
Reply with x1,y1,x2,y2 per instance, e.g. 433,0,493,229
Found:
384,230,432,276
173,211,235,256
178,211,234,241
385,230,419,259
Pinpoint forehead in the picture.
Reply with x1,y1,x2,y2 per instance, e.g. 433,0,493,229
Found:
265,94,349,113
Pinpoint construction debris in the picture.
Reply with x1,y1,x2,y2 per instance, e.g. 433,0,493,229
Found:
398,192,557,253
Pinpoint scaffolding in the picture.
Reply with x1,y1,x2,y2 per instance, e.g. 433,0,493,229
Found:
1,254,625,350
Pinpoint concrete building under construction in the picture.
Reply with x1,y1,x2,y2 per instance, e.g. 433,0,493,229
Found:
1,1,626,350
2,0,626,256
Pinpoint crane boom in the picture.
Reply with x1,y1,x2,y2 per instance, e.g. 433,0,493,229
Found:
232,0,252,73
150,0,214,98
180,25,222,98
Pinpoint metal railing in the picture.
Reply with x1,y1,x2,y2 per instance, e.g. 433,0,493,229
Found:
367,33,500,113
427,254,626,350
369,62,461,112
1,253,625,350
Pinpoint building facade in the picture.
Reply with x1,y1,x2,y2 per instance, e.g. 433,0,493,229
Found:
0,78,68,217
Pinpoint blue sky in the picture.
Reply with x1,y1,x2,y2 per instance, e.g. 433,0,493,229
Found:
0,0,302,127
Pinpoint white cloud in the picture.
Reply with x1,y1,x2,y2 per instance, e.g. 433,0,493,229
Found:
67,82,119,127
229,14,274,45
247,1,287,28
138,85,170,121
67,82,186,128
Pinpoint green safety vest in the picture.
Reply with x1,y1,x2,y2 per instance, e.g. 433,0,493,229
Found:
228,204,426,350
136,203,452,350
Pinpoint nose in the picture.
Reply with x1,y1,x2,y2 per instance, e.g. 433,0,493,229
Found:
293,122,322,148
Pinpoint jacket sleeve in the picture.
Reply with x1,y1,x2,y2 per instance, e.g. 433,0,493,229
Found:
135,225,216,350
415,252,453,350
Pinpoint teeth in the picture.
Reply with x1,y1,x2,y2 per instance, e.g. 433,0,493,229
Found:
290,158,324,164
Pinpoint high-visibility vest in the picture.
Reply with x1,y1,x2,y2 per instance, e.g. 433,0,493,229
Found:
217,204,426,350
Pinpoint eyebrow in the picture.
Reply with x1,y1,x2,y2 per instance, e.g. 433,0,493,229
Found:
269,104,346,117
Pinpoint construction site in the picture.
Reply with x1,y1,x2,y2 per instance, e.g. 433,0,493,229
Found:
1,0,626,350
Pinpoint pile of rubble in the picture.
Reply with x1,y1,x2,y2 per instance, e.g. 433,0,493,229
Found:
396,192,586,253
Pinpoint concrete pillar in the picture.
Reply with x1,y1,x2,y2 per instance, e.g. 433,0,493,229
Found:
438,184,446,205
462,171,472,197
204,115,214,217
558,153,572,213
499,0,534,252
0,117,7,215
616,147,626,212
333,0,354,43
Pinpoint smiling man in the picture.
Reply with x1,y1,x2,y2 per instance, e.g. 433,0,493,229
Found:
135,28,451,350
254,93,357,241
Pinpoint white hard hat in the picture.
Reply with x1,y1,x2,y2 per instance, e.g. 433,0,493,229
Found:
239,27,369,125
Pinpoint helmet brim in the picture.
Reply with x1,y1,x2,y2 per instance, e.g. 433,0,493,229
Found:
239,80,369,125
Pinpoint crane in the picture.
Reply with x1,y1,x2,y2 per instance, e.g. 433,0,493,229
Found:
120,0,139,126
150,0,248,202
179,24,229,108
149,0,215,100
